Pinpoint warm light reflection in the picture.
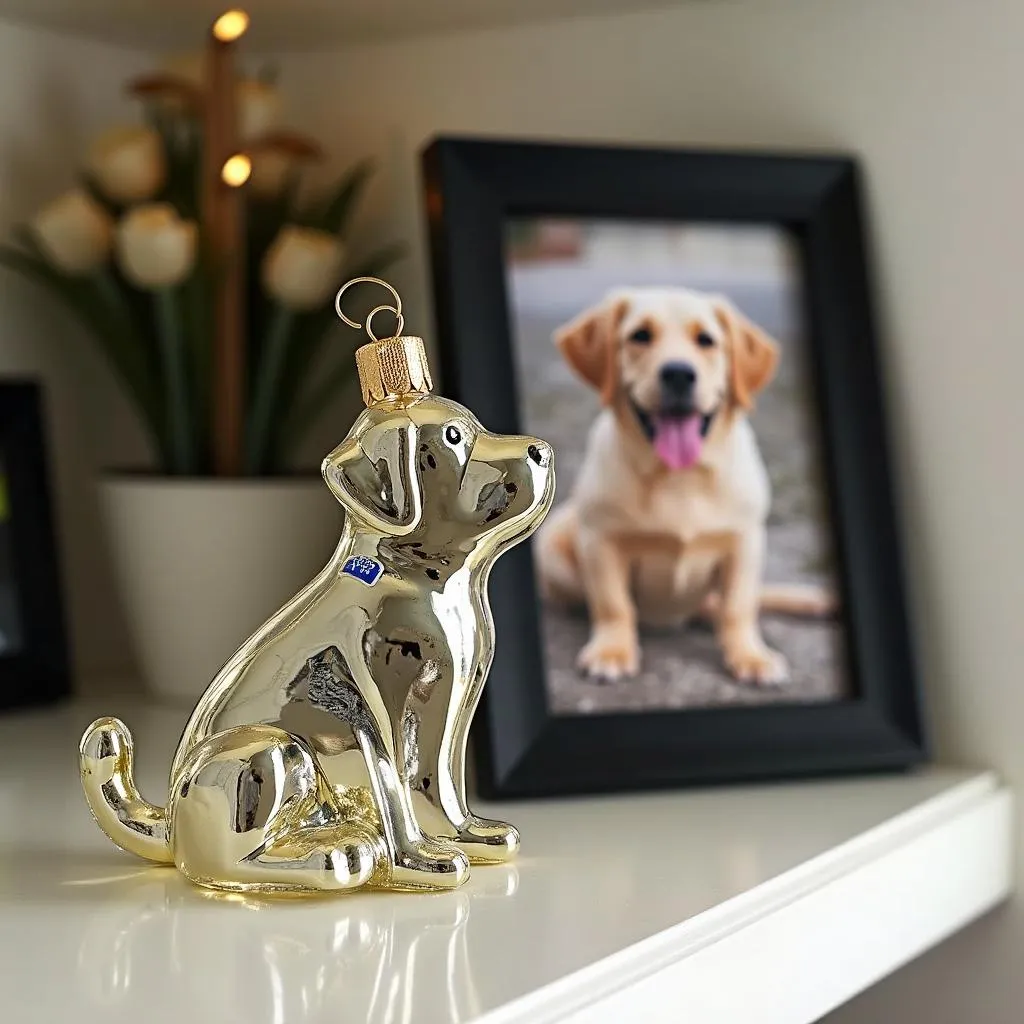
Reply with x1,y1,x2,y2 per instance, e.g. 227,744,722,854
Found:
212,9,250,42
221,153,252,187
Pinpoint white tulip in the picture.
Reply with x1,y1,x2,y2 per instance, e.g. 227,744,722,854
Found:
116,204,197,290
88,126,166,204
31,189,113,275
262,226,344,311
237,79,282,142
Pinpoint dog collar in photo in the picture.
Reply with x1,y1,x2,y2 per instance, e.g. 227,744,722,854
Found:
341,554,384,586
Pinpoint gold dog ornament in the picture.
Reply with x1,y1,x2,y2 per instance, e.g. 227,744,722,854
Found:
79,277,555,895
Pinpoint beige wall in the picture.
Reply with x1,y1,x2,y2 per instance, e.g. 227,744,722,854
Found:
0,20,151,688
275,1,1023,1018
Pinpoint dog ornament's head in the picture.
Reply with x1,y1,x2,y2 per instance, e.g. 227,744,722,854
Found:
321,337,554,559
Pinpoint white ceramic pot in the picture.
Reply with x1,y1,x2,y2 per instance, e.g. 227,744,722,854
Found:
100,476,341,705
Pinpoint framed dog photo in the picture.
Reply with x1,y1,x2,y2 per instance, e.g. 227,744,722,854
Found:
423,137,925,797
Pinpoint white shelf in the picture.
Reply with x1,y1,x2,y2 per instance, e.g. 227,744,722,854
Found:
0,701,1011,1023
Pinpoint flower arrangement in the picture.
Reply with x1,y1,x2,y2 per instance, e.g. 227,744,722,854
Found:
0,10,399,476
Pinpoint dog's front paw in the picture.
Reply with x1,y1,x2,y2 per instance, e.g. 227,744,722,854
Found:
726,644,790,686
577,627,640,681
455,816,520,863
392,838,470,891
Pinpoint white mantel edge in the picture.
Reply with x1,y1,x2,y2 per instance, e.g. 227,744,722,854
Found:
483,772,1012,1024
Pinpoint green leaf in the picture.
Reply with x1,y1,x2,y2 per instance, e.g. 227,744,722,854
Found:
245,304,296,474
88,267,164,409
145,110,201,219
105,260,162,384
347,241,407,282
0,245,166,458
0,244,63,292
303,158,374,235
278,355,356,455
180,259,212,472
154,285,196,474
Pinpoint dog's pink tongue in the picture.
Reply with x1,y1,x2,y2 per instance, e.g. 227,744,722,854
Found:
653,415,703,470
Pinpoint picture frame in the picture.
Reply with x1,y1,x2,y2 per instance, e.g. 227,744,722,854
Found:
0,381,70,710
422,137,925,798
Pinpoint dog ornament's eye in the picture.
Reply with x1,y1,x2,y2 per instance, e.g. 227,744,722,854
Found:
444,424,462,446
628,326,653,345
696,331,715,349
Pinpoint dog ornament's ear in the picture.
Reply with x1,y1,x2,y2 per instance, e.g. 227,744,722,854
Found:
553,293,629,406
713,298,780,411
322,418,422,535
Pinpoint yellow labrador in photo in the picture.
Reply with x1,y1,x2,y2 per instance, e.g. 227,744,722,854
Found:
536,287,834,685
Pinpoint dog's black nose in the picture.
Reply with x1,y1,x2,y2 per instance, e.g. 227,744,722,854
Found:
659,361,697,397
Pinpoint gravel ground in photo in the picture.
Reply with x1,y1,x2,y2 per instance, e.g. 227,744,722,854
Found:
509,264,850,715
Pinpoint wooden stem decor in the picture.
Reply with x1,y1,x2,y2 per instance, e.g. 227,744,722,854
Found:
204,10,248,476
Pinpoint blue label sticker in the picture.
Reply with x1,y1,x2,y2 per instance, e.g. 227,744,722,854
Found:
341,554,384,586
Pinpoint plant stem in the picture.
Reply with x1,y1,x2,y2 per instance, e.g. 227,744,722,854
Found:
154,287,193,474
245,304,294,474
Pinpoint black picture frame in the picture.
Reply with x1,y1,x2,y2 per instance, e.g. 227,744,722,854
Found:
422,136,925,798
0,381,70,710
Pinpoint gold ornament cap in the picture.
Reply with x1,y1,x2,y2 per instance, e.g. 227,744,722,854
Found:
355,335,433,407
336,277,434,408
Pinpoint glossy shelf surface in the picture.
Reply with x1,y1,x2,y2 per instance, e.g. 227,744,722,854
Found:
0,701,1011,1023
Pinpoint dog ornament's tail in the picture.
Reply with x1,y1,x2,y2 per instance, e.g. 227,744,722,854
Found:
79,717,173,863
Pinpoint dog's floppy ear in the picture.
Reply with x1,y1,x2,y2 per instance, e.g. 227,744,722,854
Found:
322,418,422,535
553,293,629,406
714,298,780,411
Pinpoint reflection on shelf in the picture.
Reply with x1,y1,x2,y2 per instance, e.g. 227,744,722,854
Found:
70,859,519,1024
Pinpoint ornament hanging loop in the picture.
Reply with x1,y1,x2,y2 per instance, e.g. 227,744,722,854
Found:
364,304,405,342
335,276,405,343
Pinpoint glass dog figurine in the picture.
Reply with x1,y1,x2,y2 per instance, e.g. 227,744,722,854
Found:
79,279,555,894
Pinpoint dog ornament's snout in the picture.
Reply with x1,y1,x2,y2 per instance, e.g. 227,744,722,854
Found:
528,442,552,468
